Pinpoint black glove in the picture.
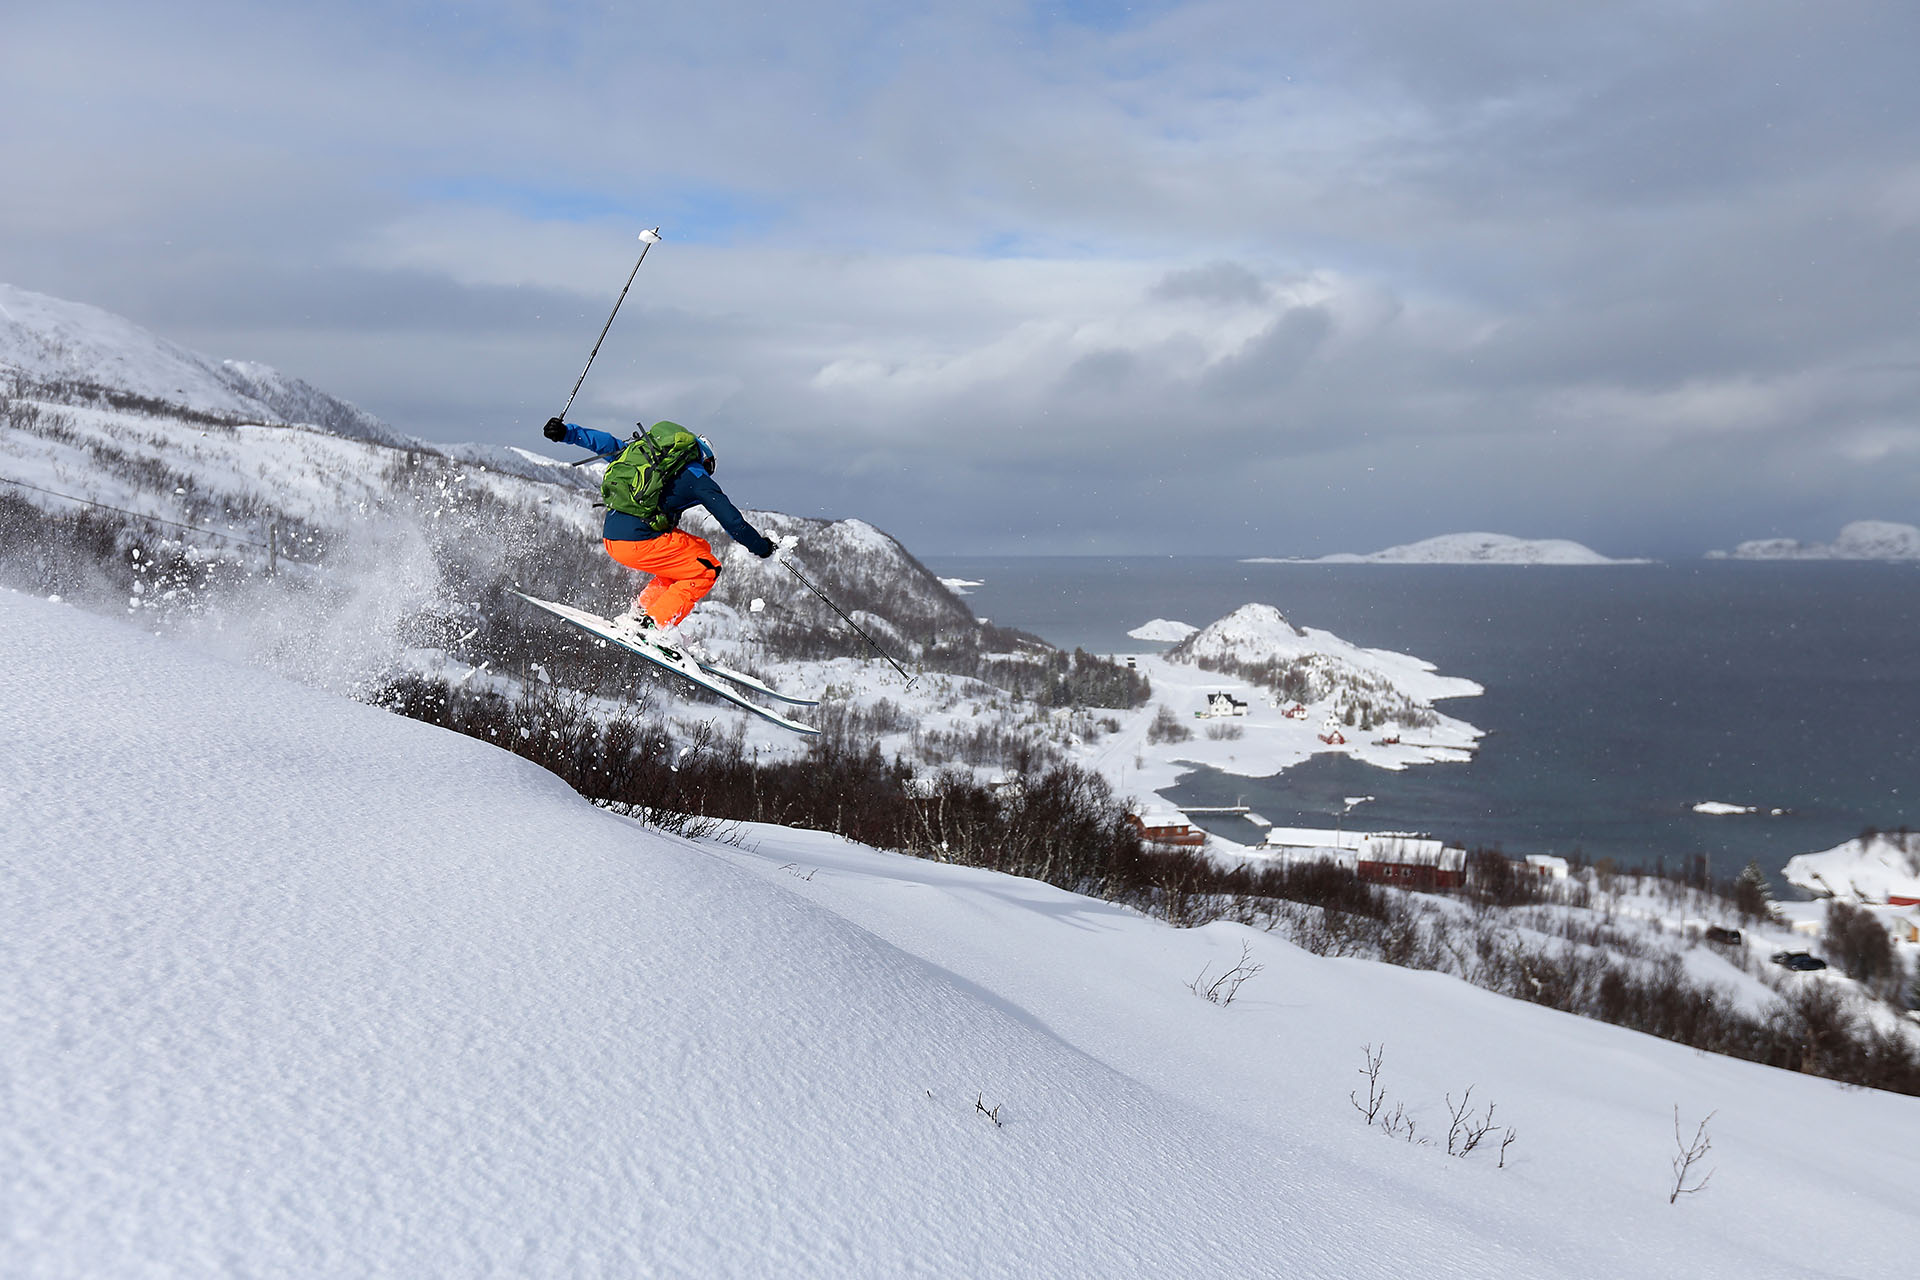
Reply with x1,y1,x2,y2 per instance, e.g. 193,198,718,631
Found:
543,417,567,441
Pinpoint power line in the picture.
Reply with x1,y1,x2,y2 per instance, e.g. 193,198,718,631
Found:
0,473,274,550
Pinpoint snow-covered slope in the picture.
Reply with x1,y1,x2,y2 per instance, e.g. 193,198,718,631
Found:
6,590,1918,1278
0,283,411,446
1784,830,1920,902
1253,532,1644,565
1710,520,1920,561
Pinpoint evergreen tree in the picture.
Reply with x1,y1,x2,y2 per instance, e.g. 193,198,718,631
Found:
1732,859,1779,923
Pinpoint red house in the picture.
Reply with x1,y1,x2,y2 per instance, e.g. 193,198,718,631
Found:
1127,807,1207,848
1355,836,1468,892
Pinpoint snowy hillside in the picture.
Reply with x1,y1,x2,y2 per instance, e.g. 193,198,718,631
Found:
0,282,990,750
0,283,412,446
1785,830,1920,902
1251,532,1645,565
1708,519,1920,561
6,588,1919,1278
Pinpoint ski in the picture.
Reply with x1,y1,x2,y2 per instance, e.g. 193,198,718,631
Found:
689,656,819,707
512,592,820,736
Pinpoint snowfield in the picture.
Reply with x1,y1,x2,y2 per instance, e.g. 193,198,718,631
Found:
6,589,1920,1278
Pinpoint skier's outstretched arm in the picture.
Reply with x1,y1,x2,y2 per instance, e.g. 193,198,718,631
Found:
544,418,626,458
682,472,775,557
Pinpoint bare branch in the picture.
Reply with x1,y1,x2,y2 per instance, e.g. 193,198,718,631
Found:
1669,1106,1716,1203
1188,942,1264,1006
1349,1043,1388,1124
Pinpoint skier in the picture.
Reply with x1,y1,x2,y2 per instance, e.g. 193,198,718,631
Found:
543,416,787,646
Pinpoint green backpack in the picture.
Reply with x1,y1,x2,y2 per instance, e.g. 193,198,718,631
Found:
601,421,702,532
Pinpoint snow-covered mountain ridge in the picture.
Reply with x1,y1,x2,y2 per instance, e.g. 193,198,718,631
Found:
0,283,414,447
1250,532,1646,565
6,587,1917,1278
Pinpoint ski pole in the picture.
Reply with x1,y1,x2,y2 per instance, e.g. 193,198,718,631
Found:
557,227,662,424
780,557,918,689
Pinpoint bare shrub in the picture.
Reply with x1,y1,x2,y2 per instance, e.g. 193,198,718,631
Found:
1444,1087,1501,1157
1826,901,1898,996
1350,1043,1388,1124
1146,704,1192,744
1669,1107,1715,1203
1188,942,1263,1005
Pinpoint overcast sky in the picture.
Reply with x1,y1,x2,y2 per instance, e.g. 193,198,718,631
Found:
5,0,1917,555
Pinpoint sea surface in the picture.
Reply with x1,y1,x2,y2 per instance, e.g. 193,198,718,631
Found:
924,556,1920,882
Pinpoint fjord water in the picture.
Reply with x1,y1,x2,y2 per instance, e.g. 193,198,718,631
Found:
926,557,1920,879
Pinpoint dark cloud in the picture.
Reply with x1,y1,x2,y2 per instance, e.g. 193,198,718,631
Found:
1150,261,1270,306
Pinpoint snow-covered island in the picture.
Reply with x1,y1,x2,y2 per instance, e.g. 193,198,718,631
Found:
1784,830,1920,903
1248,532,1649,565
1707,520,1920,561
1072,603,1484,800
1127,617,1198,642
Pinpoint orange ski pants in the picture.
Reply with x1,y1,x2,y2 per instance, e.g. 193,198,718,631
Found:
603,532,722,627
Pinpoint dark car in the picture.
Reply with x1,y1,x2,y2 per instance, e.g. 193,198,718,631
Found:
1770,950,1828,971
1705,925,1743,946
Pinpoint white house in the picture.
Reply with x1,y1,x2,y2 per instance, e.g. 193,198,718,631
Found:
1201,692,1248,718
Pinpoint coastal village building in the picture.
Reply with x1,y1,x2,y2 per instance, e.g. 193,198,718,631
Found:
1356,836,1468,891
1127,806,1208,849
1524,855,1571,881
1201,692,1248,718
1257,829,1470,891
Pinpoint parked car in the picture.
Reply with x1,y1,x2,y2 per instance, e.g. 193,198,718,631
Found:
1704,925,1743,945
1770,950,1828,971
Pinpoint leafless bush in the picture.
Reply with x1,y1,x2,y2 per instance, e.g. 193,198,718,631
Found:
1826,900,1899,997
1350,1043,1388,1124
1444,1087,1502,1157
1669,1107,1715,1203
1146,704,1192,744
1379,1103,1420,1145
1188,942,1263,1005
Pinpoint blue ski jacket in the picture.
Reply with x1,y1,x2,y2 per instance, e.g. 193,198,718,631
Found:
560,423,774,556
